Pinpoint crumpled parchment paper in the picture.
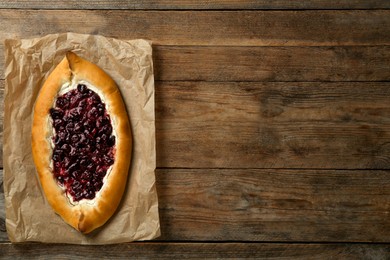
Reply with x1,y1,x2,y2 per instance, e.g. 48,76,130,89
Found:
3,32,160,244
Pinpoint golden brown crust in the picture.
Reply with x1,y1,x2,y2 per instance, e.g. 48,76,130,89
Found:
32,52,132,234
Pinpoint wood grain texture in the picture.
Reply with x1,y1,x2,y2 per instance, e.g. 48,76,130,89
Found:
1,3,389,259
1,0,390,10
155,81,390,168
0,242,389,259
1,81,390,169
152,46,390,82
156,169,390,242
1,45,390,81
0,10,389,47
1,169,389,242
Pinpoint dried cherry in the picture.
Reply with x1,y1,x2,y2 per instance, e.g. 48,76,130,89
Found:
50,84,116,201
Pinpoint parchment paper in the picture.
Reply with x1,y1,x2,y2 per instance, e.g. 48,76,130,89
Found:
3,33,160,244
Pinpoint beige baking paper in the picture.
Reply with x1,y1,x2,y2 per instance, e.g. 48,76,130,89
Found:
3,33,160,244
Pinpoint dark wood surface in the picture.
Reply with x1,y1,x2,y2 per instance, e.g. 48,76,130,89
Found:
0,10,389,47
0,1,389,259
1,242,389,259
1,0,390,10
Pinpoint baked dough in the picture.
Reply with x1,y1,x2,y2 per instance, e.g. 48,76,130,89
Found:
32,52,132,234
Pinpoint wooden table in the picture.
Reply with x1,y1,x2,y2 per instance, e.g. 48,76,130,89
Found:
1,1,390,258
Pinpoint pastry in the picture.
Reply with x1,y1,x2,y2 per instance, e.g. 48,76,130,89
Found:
32,52,132,234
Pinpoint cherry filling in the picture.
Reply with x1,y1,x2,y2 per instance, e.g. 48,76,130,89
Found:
50,84,116,201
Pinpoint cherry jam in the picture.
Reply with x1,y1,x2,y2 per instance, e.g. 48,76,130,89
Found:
50,84,115,201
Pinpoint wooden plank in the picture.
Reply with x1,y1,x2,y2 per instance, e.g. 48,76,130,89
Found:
1,0,390,10
156,169,390,242
158,120,390,168
1,81,390,169
0,242,389,259
155,81,390,168
152,46,390,82
2,45,390,81
1,169,389,242
0,10,389,47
